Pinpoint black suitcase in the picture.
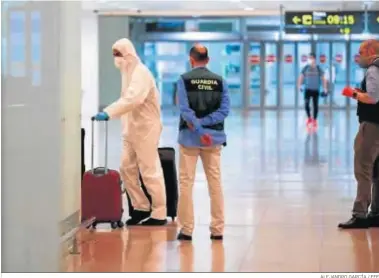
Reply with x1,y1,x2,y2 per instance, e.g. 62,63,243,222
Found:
81,128,85,179
126,147,178,221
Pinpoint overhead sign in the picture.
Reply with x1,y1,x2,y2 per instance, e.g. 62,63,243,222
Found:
145,22,185,32
368,11,379,33
285,11,364,34
198,22,233,32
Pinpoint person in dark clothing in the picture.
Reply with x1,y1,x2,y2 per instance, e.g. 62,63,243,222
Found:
339,39,379,229
297,53,328,128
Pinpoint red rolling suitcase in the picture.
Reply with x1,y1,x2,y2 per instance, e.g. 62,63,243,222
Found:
81,119,124,229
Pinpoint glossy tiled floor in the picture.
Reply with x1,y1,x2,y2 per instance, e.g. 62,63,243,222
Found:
70,109,379,272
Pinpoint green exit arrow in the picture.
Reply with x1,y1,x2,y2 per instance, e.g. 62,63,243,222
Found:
292,16,301,24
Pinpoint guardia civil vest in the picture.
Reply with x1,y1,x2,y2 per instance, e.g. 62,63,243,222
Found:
179,67,224,131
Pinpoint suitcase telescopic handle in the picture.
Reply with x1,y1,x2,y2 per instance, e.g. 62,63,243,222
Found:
90,117,109,174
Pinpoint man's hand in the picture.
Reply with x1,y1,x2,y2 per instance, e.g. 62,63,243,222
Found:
187,122,194,130
342,86,355,98
343,87,377,104
342,87,364,98
200,134,213,146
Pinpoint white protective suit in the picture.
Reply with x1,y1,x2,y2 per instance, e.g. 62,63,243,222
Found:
104,38,166,220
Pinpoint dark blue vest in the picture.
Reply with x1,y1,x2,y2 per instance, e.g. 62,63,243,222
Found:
179,67,224,131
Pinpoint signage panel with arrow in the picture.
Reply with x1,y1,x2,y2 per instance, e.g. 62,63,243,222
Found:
284,11,364,34
368,11,379,33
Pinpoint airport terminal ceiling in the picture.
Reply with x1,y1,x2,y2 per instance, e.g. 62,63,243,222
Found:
3,0,379,110
83,0,379,13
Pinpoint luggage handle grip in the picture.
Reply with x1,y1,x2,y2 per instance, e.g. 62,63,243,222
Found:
91,118,108,174
90,116,109,122
91,167,108,176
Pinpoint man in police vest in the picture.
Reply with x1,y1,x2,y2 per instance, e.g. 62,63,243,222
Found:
339,39,379,229
176,44,230,241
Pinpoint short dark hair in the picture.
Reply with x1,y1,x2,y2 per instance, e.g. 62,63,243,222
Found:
309,52,316,58
189,45,209,62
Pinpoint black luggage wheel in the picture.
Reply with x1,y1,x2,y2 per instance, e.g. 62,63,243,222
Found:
88,220,124,229
111,220,124,229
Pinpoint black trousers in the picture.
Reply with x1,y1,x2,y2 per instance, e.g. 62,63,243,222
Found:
304,89,319,120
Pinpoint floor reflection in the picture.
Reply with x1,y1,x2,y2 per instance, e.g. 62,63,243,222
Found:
73,109,379,272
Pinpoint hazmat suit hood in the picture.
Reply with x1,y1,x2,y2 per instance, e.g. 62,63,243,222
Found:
112,38,140,71
112,38,142,100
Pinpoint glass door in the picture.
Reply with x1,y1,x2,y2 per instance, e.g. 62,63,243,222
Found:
331,42,348,108
143,42,188,108
264,42,278,108
315,41,349,109
282,42,296,108
315,42,330,108
200,42,242,108
248,42,261,108
280,41,312,109
296,42,312,109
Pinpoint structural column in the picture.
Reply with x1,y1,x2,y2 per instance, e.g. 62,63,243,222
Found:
2,0,81,272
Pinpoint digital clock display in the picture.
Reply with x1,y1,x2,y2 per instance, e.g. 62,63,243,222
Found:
312,12,355,25
285,11,364,34
368,11,379,33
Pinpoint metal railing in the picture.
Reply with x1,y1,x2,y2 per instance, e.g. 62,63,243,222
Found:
60,217,96,255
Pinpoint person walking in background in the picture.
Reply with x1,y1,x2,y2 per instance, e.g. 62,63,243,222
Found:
297,53,328,128
176,44,230,241
339,39,379,229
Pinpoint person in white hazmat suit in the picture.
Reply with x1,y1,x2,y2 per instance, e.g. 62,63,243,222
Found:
93,38,167,226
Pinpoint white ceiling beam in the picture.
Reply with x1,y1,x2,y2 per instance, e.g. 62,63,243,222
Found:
97,9,280,16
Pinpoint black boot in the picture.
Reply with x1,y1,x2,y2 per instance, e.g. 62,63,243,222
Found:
140,218,167,226
338,216,369,229
368,214,379,228
126,210,151,226
177,232,192,241
210,234,223,240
